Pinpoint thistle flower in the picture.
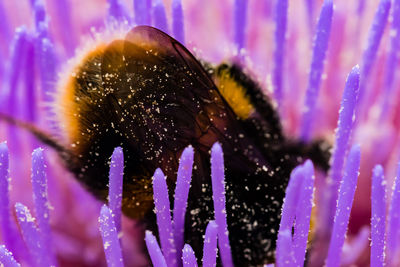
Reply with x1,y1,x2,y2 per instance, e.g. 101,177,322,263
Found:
0,0,399,267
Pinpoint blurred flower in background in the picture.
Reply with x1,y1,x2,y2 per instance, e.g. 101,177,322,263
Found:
0,0,400,266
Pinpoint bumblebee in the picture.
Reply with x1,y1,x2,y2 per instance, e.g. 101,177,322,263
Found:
4,26,329,266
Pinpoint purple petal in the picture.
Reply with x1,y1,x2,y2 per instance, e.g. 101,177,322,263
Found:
234,0,248,51
0,143,25,261
202,220,218,267
300,0,333,141
0,245,20,267
98,205,124,267
15,203,48,266
0,143,11,245
35,34,57,100
278,165,304,232
145,230,167,267
152,0,168,33
107,0,131,24
33,0,46,30
273,0,288,107
4,28,28,117
276,229,295,266
0,1,11,47
108,147,124,232
357,0,366,15
153,168,177,267
325,66,360,227
370,165,386,267
133,0,152,26
210,143,233,267
304,0,315,32
172,146,194,261
326,145,361,267
357,0,391,116
380,0,400,121
52,0,76,56
172,0,185,44
31,148,56,266
23,37,36,124
387,162,400,264
293,160,315,265
182,244,198,267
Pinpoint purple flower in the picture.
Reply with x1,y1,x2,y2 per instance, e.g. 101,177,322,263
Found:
0,0,400,266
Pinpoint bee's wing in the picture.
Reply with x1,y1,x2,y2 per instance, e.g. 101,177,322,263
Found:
102,26,264,165
99,26,271,219
125,26,216,92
